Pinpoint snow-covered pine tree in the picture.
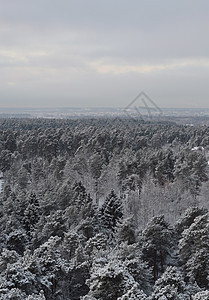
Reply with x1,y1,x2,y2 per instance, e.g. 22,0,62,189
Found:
179,213,209,289
142,215,173,282
151,266,190,299
85,257,136,300
100,190,123,233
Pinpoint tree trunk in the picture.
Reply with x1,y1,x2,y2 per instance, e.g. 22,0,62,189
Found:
160,249,164,274
154,248,157,282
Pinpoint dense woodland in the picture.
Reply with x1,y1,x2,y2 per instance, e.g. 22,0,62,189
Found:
0,118,209,299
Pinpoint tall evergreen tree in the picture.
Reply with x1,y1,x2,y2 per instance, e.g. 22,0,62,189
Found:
142,215,173,282
179,213,209,288
100,190,123,233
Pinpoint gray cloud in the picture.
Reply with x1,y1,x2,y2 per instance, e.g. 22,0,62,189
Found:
0,0,209,108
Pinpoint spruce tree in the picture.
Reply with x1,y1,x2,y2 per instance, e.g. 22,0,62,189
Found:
100,190,123,233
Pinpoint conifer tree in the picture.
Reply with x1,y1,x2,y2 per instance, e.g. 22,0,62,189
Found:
179,213,209,288
100,190,123,233
152,266,190,299
142,215,173,282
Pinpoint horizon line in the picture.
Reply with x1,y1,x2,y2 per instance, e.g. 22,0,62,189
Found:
1,106,209,110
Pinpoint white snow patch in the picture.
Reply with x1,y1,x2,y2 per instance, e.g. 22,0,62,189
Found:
191,146,204,151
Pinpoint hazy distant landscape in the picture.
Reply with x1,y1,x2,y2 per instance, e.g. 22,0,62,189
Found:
1,107,209,125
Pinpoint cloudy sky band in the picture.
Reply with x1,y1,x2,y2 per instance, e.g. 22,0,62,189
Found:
0,0,208,108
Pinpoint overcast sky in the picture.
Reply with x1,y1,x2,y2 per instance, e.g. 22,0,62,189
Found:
0,0,209,108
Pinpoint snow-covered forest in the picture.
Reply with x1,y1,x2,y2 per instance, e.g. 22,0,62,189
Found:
0,117,209,299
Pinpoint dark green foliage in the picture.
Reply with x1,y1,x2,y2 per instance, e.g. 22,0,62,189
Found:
142,215,173,281
100,190,123,232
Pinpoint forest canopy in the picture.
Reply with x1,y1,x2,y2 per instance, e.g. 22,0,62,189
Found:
0,117,209,299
